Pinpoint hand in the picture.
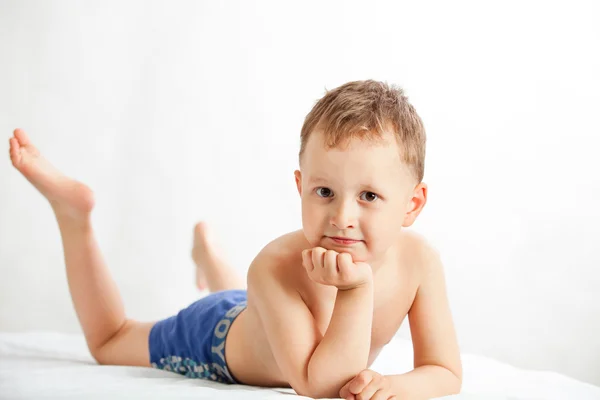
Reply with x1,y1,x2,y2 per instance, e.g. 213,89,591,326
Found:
301,247,372,291
339,369,395,400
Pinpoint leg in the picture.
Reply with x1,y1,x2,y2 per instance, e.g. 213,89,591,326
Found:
192,222,245,292
9,128,151,367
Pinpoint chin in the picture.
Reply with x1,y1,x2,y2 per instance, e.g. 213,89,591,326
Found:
322,238,370,260
350,251,371,263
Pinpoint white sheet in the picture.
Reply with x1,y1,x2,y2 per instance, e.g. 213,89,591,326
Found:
0,332,598,400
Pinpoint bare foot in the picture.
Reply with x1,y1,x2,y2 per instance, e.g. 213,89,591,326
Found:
192,222,212,290
9,128,94,219
191,222,244,292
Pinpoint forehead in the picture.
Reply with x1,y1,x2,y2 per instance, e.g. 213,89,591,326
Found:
302,130,410,185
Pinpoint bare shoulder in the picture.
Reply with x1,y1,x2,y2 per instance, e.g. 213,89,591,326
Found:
248,230,310,287
398,230,443,282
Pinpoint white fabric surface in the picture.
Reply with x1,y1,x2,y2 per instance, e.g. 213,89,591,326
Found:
0,332,598,400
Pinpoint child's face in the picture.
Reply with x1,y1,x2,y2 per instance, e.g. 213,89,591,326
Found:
295,130,426,266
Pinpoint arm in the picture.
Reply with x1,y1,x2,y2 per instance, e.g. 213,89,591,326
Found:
308,282,373,398
387,246,462,399
248,254,373,399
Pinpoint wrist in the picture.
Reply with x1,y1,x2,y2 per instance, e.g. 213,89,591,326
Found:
337,279,373,292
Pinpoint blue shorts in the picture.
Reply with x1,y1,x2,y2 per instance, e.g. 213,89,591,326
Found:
148,289,247,384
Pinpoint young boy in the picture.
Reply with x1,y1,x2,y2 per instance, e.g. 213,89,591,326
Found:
9,80,461,400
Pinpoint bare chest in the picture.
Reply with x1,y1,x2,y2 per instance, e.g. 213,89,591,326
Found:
305,278,417,365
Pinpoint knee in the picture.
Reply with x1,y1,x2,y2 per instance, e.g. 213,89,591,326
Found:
89,344,111,365
89,338,118,365
87,321,130,365
88,319,152,367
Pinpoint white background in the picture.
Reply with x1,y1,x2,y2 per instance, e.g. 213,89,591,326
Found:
1,0,599,387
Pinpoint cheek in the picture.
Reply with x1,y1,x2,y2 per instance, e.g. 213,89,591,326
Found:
301,200,324,237
361,211,402,249
303,197,328,219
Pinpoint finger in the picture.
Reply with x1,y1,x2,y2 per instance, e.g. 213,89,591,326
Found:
356,377,382,400
337,252,353,271
302,249,314,272
311,247,326,269
339,381,352,399
371,388,392,400
349,372,373,394
337,252,353,280
324,250,338,272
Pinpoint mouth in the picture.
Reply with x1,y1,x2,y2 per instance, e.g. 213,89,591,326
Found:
327,236,363,246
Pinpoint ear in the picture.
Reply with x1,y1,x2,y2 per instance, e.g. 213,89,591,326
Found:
402,182,428,227
294,170,302,196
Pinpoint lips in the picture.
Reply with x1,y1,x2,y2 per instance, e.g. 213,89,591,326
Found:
328,236,362,245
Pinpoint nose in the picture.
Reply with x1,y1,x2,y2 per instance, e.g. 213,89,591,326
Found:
329,199,357,229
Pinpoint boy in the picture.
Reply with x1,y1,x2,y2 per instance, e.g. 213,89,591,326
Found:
9,80,461,399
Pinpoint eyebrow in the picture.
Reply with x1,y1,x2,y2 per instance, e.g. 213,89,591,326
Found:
309,176,385,193
309,176,329,184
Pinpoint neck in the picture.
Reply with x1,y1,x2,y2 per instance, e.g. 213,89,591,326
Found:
370,244,399,279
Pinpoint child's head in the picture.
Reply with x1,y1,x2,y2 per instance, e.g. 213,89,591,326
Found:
295,80,428,265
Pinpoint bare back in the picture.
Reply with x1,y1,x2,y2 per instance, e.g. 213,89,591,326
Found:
225,229,423,388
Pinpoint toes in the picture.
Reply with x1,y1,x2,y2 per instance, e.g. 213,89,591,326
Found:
9,136,19,150
194,221,207,235
9,137,20,165
194,222,212,243
14,128,31,146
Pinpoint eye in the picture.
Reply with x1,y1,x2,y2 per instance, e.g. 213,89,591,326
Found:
315,187,333,198
360,191,379,202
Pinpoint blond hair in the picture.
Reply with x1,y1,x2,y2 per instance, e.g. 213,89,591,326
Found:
299,80,426,183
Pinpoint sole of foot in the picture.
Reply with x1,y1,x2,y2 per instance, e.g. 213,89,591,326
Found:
9,128,95,220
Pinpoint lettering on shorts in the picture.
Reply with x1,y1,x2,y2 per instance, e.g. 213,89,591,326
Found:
210,301,247,382
151,299,248,384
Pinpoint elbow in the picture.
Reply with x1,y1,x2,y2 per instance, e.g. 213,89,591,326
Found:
292,376,337,399
454,374,463,394
452,362,463,394
295,386,340,400
438,358,462,395
294,361,350,399
450,368,462,395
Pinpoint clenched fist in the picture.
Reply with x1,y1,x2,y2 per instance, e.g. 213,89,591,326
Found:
301,247,373,290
